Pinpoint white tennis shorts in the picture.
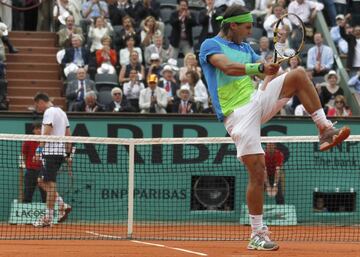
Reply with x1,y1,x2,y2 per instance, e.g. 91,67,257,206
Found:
224,73,289,160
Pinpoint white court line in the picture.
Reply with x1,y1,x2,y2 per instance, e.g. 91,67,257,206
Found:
131,240,208,256
85,231,207,256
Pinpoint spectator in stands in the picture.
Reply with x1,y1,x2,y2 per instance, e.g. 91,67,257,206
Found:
53,0,79,31
251,0,271,18
108,0,135,26
0,18,18,53
96,36,117,74
139,74,168,113
348,69,360,93
158,65,179,112
79,90,104,112
88,16,113,53
314,197,328,212
82,0,109,20
185,70,209,113
173,85,197,114
134,0,161,26
339,17,360,73
66,67,96,111
0,37,4,61
119,35,143,66
144,34,172,66
140,16,162,48
169,0,197,59
57,15,83,49
62,34,90,77
179,53,202,85
327,94,352,117
334,0,347,15
294,104,309,116
119,50,145,84
288,0,324,25
0,0,11,31
106,87,134,112
264,143,285,205
198,0,224,50
330,14,348,55
123,69,145,112
117,15,140,49
318,70,344,113
318,0,337,27
256,37,271,61
21,123,47,203
146,53,163,79
263,4,292,41
282,56,303,115
307,32,334,77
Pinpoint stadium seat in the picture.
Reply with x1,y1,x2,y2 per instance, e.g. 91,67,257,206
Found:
112,25,123,51
251,27,265,41
97,90,113,106
160,0,177,7
313,76,325,84
160,7,174,23
95,73,119,91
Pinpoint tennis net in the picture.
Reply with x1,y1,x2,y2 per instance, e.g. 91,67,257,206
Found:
0,133,359,241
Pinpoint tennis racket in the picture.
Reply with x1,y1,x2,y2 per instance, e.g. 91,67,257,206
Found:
273,13,305,64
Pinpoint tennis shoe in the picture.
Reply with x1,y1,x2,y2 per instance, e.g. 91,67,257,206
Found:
58,203,72,223
33,215,52,228
247,226,279,251
319,125,350,151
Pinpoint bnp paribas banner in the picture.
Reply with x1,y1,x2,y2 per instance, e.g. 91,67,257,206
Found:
0,115,359,224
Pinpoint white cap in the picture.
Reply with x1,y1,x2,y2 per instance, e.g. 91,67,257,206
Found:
336,14,345,20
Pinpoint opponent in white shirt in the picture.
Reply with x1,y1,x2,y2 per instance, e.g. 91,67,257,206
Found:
32,92,73,227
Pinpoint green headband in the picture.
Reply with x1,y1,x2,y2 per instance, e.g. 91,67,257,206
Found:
216,13,253,25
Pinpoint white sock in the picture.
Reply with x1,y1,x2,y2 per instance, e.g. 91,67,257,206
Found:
311,108,332,131
249,214,263,231
45,208,54,221
56,195,64,208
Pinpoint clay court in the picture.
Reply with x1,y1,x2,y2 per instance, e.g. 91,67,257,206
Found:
1,240,359,257
0,224,359,257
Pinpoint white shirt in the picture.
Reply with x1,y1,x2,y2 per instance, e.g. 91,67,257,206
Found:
191,80,209,109
353,39,360,68
42,106,70,155
288,0,323,24
123,81,145,99
139,87,168,113
88,25,113,52
119,47,143,66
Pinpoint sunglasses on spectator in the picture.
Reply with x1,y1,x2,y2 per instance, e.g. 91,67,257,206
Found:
113,93,121,96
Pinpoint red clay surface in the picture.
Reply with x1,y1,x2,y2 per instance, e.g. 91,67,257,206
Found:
0,224,359,257
0,240,359,257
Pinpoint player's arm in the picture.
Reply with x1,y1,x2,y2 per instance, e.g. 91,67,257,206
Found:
208,54,279,77
39,124,53,148
65,126,72,156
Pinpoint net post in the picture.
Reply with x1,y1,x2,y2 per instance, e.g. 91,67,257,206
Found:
127,142,135,239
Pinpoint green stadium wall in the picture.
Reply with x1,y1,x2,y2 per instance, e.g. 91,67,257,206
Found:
0,114,359,225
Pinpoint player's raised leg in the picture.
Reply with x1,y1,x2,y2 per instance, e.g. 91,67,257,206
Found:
278,67,350,150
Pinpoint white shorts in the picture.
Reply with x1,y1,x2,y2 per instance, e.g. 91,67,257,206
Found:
224,73,289,160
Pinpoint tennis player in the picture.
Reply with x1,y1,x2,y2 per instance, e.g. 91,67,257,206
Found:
199,4,350,251
32,92,72,227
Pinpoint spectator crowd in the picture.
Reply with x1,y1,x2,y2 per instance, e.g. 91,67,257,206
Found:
0,0,359,117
